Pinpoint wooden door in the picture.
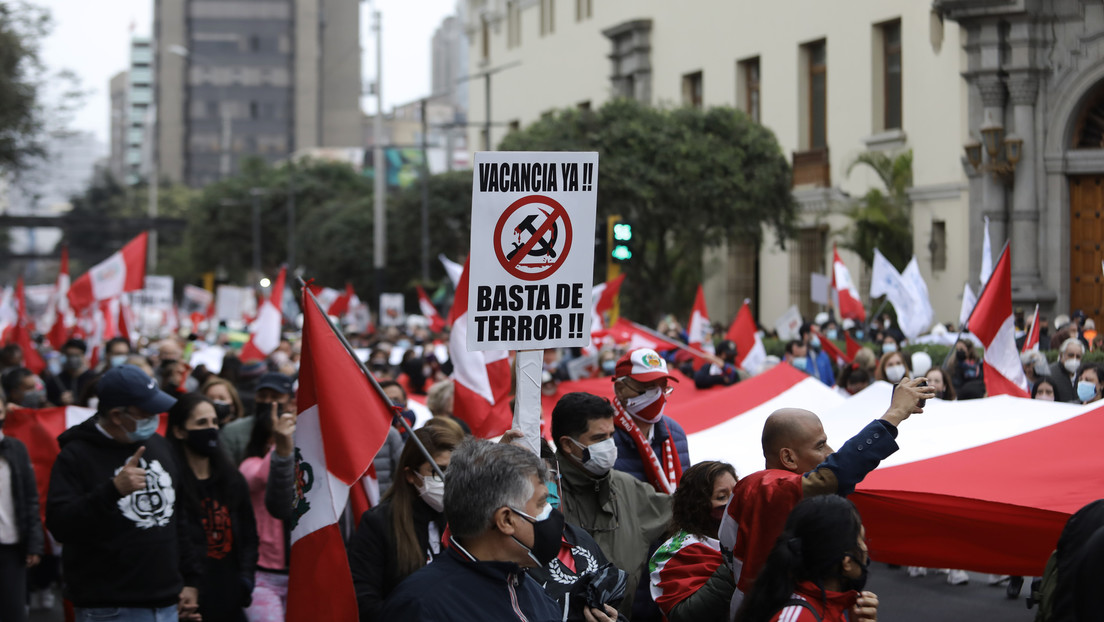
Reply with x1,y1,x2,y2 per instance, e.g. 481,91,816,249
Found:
1068,176,1104,328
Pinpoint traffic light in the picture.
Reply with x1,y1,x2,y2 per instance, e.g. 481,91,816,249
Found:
611,221,633,261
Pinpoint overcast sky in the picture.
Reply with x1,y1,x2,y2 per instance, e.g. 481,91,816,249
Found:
36,0,459,151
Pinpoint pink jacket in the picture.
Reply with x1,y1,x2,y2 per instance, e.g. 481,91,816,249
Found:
240,451,286,571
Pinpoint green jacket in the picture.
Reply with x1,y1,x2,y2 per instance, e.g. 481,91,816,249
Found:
557,452,672,617
219,415,254,465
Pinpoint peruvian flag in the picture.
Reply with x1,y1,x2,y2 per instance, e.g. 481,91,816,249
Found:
725,301,766,375
1022,304,1040,353
967,243,1028,397
832,246,866,322
590,274,625,333
818,332,850,367
8,277,45,374
327,283,355,318
68,232,148,312
594,318,681,353
241,266,287,363
46,246,72,349
448,259,513,438
5,406,96,524
416,285,446,332
687,285,713,353
650,535,723,616
845,331,863,361
286,286,393,622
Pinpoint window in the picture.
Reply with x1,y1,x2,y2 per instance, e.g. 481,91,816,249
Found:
882,20,902,130
249,101,259,120
480,15,490,60
738,57,761,123
789,227,828,319
603,20,653,103
507,2,521,49
682,71,703,108
930,220,947,272
508,119,521,132
541,0,555,36
806,40,827,149
576,0,592,21
578,100,592,111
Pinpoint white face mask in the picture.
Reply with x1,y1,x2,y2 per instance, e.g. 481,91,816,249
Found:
1064,357,1082,375
570,437,618,476
416,473,445,512
885,364,907,384
622,386,666,423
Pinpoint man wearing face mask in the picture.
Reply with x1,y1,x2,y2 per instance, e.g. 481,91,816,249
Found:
45,338,88,407
220,372,294,465
1048,338,1085,403
380,440,617,622
552,392,673,618
609,348,690,494
46,364,203,622
798,323,836,387
1,368,51,410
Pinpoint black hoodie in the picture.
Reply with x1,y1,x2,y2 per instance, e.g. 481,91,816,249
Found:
46,417,203,608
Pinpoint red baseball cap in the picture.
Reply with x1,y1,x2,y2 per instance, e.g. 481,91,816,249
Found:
614,348,679,383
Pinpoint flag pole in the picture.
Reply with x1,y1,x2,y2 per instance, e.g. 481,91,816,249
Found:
635,320,719,360
298,276,445,480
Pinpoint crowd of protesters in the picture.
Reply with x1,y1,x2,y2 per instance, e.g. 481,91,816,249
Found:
0,302,1101,622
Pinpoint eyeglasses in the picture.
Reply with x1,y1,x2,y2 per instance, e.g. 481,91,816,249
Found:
620,378,674,396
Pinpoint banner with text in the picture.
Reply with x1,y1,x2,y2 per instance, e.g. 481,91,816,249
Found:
468,151,598,351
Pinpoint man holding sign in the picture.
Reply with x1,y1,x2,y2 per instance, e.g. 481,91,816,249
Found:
47,365,203,622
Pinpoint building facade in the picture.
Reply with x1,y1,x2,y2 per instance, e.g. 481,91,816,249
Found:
126,37,155,186
154,0,363,187
463,0,977,329
108,71,129,182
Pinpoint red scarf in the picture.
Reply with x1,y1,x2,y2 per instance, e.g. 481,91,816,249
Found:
612,398,682,494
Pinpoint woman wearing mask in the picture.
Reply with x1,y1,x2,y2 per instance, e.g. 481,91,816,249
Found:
734,495,879,622
167,394,258,622
650,461,738,622
924,368,957,401
880,336,900,355
201,377,245,425
1032,378,1057,401
347,425,464,622
1075,363,1103,404
874,352,911,384
948,340,983,392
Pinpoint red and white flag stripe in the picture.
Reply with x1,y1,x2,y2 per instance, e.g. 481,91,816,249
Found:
967,244,1028,397
68,232,148,312
687,284,713,353
241,266,287,363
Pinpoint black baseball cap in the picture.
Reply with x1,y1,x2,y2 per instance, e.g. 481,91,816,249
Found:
98,365,178,414
255,372,293,395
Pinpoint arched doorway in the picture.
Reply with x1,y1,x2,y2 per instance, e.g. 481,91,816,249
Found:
1067,87,1104,330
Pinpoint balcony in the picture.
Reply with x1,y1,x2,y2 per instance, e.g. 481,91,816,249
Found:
792,147,830,188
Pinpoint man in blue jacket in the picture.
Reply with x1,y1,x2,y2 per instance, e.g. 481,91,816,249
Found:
379,439,616,622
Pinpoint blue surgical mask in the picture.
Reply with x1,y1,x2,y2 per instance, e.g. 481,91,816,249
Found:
600,359,616,375
883,343,898,353
792,358,808,371
1077,380,1098,403
124,412,160,442
546,480,560,510
810,336,822,350
826,329,838,341
109,355,129,368
855,330,865,340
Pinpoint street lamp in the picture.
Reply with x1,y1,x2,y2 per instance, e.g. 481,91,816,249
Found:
963,123,1022,184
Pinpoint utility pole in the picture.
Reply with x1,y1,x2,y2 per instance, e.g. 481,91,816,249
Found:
251,188,263,283
457,61,521,152
420,98,430,282
287,172,296,271
372,8,386,295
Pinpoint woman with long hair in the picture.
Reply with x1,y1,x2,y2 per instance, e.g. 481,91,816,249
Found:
201,376,246,425
167,394,258,622
650,461,738,621
347,424,465,621
734,495,878,622
874,351,911,384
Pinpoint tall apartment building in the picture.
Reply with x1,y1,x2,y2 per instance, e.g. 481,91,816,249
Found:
108,71,129,182
464,0,1104,328
154,0,363,187
126,37,155,185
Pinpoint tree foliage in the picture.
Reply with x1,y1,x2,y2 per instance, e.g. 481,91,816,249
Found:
840,150,913,270
498,98,795,320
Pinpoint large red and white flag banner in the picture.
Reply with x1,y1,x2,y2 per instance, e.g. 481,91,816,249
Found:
68,232,148,312
5,406,96,525
447,259,512,438
1022,304,1040,353
967,243,1028,397
240,266,287,363
46,245,73,349
687,284,713,353
416,285,446,332
832,245,866,322
725,301,766,375
10,277,45,374
287,288,392,622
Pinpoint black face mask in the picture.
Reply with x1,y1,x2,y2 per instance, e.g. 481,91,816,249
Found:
511,506,565,567
842,551,871,592
212,401,233,422
955,350,967,362
185,428,220,456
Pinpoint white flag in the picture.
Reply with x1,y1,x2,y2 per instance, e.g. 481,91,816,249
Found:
870,249,927,341
980,216,993,287
959,283,977,329
902,257,934,339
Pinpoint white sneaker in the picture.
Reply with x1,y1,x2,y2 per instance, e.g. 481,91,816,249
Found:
907,566,928,577
40,589,56,609
948,569,970,585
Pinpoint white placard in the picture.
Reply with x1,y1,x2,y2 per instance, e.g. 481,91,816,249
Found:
379,293,405,327
467,151,598,351
774,305,804,341
809,272,830,306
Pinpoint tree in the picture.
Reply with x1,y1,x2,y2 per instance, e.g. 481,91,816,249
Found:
840,150,913,270
498,98,795,321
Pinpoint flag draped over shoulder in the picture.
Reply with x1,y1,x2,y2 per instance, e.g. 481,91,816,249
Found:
968,244,1029,397
286,287,393,622
447,259,513,438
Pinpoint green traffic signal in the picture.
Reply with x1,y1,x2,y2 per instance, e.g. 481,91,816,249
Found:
613,223,633,241
611,245,632,261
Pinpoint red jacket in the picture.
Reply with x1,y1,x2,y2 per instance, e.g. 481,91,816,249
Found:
770,581,858,622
